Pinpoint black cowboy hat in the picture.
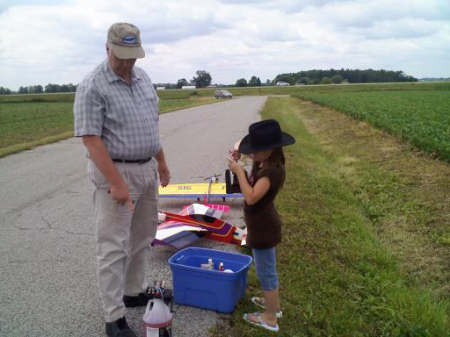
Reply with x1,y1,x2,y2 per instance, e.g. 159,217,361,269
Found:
238,119,295,154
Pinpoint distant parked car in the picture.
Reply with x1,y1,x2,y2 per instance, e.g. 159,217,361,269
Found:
214,90,233,99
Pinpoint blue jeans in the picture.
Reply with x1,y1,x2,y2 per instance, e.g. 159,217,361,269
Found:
252,247,278,291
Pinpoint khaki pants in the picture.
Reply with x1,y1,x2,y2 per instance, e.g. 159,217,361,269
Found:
87,159,158,322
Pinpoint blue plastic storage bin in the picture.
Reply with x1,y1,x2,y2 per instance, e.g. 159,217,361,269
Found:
168,247,252,313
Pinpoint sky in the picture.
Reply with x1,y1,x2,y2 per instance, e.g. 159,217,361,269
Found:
0,0,449,90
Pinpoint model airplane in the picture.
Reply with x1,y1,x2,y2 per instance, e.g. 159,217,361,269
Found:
152,203,247,249
158,170,243,203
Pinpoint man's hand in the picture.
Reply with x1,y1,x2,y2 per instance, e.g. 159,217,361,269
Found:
229,149,241,161
230,140,242,161
155,148,170,187
158,161,170,187
109,182,135,212
82,135,134,212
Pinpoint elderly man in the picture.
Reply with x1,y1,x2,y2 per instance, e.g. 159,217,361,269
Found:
73,22,170,337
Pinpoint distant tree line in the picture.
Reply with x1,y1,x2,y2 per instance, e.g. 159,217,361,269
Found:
0,87,13,95
0,83,78,95
274,69,418,86
43,83,77,93
18,85,44,94
2,68,422,95
235,76,266,87
171,70,213,89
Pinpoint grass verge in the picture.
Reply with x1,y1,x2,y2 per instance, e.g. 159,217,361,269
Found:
0,131,73,158
211,97,450,336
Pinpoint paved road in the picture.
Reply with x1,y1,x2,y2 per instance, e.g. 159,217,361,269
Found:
0,96,266,337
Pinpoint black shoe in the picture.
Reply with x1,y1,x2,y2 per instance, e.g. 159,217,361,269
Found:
123,287,173,308
123,292,149,308
105,317,136,337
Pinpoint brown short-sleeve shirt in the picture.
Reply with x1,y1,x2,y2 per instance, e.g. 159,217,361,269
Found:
244,165,283,249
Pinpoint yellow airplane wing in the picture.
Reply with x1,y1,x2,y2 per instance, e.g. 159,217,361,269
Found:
159,183,227,197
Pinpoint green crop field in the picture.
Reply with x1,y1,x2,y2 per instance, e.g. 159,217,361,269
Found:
0,92,217,157
0,101,74,149
293,85,450,161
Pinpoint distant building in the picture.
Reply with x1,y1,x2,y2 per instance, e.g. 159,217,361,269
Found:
156,87,166,90
276,81,290,86
182,86,196,90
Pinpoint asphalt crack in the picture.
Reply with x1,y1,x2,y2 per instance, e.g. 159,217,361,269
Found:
11,216,92,236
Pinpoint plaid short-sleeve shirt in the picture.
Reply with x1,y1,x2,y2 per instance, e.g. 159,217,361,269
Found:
73,60,161,160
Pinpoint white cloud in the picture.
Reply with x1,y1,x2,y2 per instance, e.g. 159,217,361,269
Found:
0,0,449,90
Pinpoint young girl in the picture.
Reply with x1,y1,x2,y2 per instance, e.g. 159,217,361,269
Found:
228,119,295,332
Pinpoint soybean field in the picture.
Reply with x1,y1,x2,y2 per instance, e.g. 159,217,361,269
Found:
293,84,450,161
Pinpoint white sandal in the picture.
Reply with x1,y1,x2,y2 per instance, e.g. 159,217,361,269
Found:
243,312,279,332
251,297,283,318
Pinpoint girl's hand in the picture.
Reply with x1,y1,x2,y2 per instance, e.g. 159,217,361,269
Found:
227,156,243,174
